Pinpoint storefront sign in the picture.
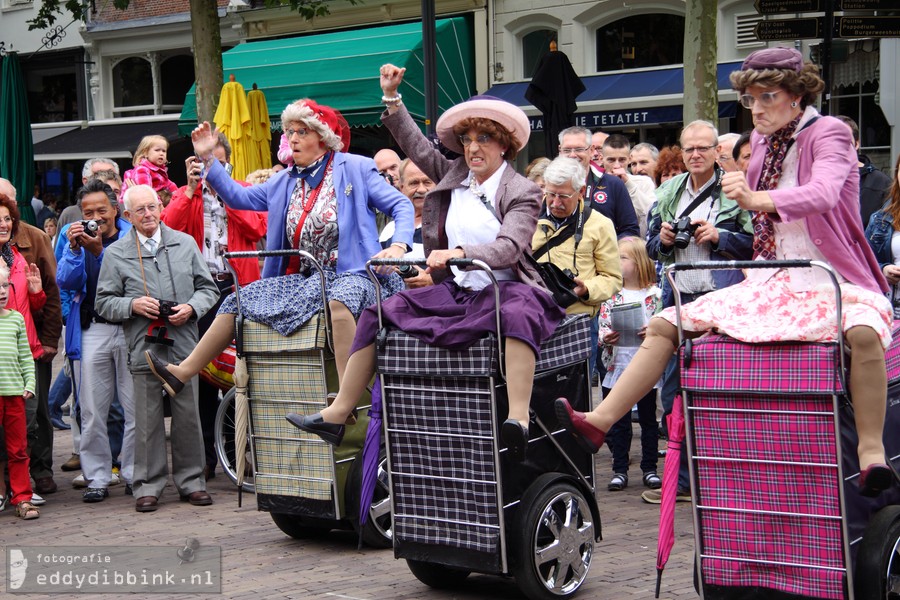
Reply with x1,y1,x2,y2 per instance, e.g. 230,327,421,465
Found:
528,104,735,130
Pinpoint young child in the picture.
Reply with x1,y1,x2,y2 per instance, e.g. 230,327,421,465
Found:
598,237,662,492
120,135,179,200
0,262,39,519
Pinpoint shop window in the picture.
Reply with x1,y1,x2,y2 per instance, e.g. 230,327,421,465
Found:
160,55,195,111
831,80,891,170
523,29,557,78
596,14,685,72
23,49,84,123
113,57,153,117
112,52,195,117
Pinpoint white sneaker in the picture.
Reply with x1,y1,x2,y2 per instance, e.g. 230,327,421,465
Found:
72,474,89,488
109,472,121,486
31,493,46,506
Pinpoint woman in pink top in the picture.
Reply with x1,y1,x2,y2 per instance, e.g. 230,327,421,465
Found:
556,47,894,497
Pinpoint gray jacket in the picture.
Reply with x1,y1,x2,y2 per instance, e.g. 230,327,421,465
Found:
95,223,218,372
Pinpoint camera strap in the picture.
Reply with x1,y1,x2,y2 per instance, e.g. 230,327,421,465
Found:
675,168,721,221
533,202,590,275
134,230,179,301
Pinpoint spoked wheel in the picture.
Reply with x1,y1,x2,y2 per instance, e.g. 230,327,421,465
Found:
513,482,595,600
213,388,255,493
406,559,470,589
855,505,900,599
346,448,392,548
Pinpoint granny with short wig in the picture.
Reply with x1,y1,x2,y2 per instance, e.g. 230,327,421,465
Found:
729,47,825,109
542,156,587,191
281,99,347,153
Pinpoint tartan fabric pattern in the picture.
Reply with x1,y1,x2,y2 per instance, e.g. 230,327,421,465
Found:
245,316,333,501
885,321,900,383
535,314,591,373
378,331,499,377
680,334,843,394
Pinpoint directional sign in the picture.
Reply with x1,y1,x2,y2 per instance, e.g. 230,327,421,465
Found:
836,16,900,37
754,0,822,14
754,17,824,40
838,0,900,9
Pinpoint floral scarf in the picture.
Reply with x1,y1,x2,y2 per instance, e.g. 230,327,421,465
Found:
1,241,14,268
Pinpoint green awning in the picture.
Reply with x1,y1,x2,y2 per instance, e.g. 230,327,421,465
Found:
179,17,474,135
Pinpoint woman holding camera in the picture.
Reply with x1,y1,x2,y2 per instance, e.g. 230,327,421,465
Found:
556,47,895,497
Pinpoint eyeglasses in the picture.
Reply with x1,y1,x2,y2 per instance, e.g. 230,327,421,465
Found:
544,191,576,201
130,203,161,216
682,145,715,155
458,134,492,147
286,128,309,138
739,91,782,109
559,147,590,155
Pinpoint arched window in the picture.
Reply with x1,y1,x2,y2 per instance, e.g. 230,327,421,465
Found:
113,57,153,113
160,55,195,111
522,29,557,78
596,15,685,72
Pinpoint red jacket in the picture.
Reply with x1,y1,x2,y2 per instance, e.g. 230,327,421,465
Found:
5,247,47,359
162,183,267,286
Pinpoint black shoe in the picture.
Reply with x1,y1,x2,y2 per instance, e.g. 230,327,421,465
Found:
83,487,109,503
145,350,185,397
51,416,71,430
285,412,345,446
124,484,133,496
501,419,529,462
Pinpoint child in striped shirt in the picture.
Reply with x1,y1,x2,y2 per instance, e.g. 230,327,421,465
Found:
0,262,39,519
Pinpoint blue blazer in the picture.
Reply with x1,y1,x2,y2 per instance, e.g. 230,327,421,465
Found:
206,152,414,278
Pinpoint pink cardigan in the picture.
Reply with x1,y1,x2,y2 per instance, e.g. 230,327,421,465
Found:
748,111,888,294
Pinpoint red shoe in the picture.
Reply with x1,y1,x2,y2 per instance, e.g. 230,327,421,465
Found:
554,398,606,454
859,463,893,497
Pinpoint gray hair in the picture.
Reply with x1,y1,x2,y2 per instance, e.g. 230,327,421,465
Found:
122,184,159,212
543,156,587,190
631,142,659,160
558,126,592,147
681,120,719,145
717,133,741,146
81,158,120,179
280,100,343,153
525,157,551,182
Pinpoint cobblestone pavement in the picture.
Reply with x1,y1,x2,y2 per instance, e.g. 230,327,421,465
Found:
3,381,698,599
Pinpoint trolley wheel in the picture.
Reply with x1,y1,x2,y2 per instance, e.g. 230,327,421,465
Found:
213,387,255,493
345,447,392,549
513,481,595,600
270,513,331,540
855,505,900,600
406,559,470,589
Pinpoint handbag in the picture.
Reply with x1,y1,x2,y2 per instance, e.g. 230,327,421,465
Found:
525,252,580,308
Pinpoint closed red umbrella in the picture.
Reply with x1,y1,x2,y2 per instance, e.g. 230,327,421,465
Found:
655,391,686,597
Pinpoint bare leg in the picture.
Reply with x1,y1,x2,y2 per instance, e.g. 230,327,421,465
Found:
319,344,375,424
845,326,887,471
584,317,680,432
505,338,536,427
328,301,356,384
166,313,235,383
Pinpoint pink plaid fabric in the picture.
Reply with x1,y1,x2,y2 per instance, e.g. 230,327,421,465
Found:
884,320,900,383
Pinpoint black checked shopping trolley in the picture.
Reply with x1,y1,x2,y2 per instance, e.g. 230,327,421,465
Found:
368,258,601,600
667,260,900,600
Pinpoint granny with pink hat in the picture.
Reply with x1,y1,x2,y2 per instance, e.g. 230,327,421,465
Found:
287,64,567,461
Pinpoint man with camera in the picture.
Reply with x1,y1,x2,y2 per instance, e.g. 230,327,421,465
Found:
57,179,135,502
96,185,218,513
379,158,435,289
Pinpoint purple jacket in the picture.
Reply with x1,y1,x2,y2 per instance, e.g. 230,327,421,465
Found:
748,111,888,294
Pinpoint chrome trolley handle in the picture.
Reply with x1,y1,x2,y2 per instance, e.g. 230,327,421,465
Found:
223,249,333,355
365,258,507,381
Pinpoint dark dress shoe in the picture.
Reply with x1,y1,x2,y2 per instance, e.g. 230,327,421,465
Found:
554,398,606,454
500,419,529,462
180,491,213,506
34,477,58,494
145,350,185,397
285,412,345,446
135,496,159,512
124,484,133,496
51,416,71,430
859,463,893,497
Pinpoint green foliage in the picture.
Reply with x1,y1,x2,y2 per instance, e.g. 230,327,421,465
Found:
266,0,362,19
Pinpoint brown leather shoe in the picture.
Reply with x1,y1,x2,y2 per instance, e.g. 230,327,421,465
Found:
135,496,159,512
61,454,81,472
34,477,58,494
179,491,213,506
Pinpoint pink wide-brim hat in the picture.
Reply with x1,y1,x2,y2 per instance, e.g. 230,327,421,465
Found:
436,95,531,155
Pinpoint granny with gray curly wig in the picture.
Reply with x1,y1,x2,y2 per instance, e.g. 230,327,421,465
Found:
145,103,415,399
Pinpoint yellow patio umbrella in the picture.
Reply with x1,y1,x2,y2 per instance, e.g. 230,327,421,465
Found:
214,75,253,182
247,84,272,172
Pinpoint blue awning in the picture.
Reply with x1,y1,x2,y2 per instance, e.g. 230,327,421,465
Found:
486,61,744,118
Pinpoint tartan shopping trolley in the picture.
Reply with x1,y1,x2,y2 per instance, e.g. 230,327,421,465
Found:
216,249,391,548
367,258,601,600
667,260,900,600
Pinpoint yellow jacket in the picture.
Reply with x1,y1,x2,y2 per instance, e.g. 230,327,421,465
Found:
531,200,623,316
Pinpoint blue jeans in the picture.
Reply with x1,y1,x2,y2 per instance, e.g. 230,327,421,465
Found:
604,387,659,475
49,368,72,420
661,356,689,491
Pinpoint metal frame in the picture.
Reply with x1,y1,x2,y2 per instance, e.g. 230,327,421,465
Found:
665,259,855,599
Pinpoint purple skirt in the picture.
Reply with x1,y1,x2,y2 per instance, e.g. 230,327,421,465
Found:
351,278,566,356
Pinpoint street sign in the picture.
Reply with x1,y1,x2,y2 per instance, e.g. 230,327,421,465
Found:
754,0,822,13
754,17,824,40
838,0,900,9
836,16,900,37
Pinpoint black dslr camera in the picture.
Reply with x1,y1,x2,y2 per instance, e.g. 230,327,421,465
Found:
157,299,178,322
671,216,698,249
79,220,99,237
397,265,419,279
